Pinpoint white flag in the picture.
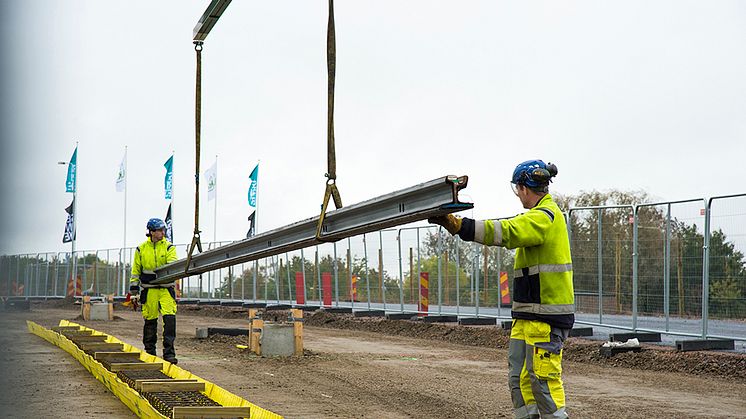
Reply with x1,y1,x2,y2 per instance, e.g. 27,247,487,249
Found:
205,161,217,201
115,154,126,192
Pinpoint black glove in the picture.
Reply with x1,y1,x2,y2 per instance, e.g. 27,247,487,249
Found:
129,284,140,296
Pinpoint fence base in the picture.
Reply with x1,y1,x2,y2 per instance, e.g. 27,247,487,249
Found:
569,327,594,337
420,315,458,323
611,332,661,342
353,310,385,318
676,339,735,352
386,313,416,320
459,317,495,326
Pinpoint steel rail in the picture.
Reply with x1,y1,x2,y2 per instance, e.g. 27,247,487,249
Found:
192,0,232,42
153,175,472,284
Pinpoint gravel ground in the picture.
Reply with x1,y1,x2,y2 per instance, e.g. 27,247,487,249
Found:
1,301,744,418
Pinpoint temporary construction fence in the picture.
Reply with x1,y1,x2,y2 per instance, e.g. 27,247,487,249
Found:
3,194,745,343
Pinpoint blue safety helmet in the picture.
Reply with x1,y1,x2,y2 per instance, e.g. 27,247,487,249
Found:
146,218,166,231
511,160,558,188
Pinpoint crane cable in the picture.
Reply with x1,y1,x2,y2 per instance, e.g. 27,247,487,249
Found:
185,41,205,273
315,0,343,241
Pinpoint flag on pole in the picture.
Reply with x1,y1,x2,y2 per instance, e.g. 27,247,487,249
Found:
246,211,256,238
248,164,258,208
63,198,76,243
115,153,126,192
165,203,173,243
65,147,77,193
205,161,217,201
164,155,174,200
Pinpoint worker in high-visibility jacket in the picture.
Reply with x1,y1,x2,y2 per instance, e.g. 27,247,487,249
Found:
130,218,179,364
430,160,573,419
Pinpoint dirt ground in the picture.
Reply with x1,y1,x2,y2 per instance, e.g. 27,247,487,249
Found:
1,302,744,419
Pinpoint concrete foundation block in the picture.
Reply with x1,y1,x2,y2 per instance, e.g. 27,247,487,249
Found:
261,323,295,357
89,303,111,321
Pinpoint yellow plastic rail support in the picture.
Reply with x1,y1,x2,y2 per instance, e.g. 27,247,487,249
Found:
28,320,283,419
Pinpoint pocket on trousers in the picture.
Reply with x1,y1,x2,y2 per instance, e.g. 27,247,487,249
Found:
533,347,562,380
526,321,551,340
141,288,149,305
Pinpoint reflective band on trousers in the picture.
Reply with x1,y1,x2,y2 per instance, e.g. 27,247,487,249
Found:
514,264,573,278
512,302,575,315
141,283,175,288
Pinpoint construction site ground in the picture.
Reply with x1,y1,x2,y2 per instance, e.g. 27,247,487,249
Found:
1,302,744,418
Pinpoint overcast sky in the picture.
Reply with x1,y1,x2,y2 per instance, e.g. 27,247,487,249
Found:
1,1,745,256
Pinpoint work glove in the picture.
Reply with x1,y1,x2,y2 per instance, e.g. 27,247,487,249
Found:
428,214,462,235
129,284,140,297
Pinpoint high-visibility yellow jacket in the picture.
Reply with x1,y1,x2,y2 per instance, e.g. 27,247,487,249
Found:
457,194,574,328
130,238,178,288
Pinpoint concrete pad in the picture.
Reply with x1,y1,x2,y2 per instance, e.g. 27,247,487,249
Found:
261,323,295,357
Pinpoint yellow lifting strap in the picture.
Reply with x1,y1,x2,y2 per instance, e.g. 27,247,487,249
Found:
316,0,343,241
185,41,205,272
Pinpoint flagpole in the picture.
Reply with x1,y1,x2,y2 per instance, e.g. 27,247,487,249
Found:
122,146,128,295
255,159,259,234
71,141,78,296
213,155,218,244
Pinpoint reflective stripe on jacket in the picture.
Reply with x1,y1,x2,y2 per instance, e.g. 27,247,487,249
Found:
130,238,178,288
456,194,574,328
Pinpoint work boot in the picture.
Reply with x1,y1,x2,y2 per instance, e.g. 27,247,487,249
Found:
162,314,177,364
143,319,158,356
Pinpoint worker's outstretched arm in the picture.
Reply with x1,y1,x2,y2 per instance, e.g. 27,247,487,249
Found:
429,209,553,249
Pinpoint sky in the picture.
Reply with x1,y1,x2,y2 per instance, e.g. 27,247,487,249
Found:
1,0,745,256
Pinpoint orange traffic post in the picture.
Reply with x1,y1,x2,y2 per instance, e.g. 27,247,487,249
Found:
350,275,358,302
499,271,511,305
419,272,429,317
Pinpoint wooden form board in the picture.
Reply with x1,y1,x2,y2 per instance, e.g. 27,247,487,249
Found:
51,326,82,332
134,379,199,392
172,406,251,419
139,381,206,393
71,335,108,343
108,362,163,372
61,330,93,336
79,342,123,351
93,351,140,361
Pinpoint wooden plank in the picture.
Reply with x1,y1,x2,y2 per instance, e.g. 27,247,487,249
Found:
70,335,108,343
108,362,163,372
140,381,206,393
61,330,93,336
172,406,251,419
94,351,140,361
292,308,303,357
134,379,198,392
79,342,123,351
51,326,82,332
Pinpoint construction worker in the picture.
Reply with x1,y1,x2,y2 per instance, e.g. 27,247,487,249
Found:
429,160,573,419
130,218,179,364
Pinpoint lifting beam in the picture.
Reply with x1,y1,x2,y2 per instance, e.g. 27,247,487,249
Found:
152,175,472,284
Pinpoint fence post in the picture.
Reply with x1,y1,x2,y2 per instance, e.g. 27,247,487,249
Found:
632,206,639,331
397,229,404,312
437,228,443,315
664,203,671,332
455,236,461,316
702,198,712,339
598,208,603,324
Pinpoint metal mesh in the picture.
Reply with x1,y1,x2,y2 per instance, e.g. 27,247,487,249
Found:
141,391,220,418
116,369,171,388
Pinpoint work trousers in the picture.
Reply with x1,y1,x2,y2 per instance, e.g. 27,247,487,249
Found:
140,287,177,360
508,319,570,419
